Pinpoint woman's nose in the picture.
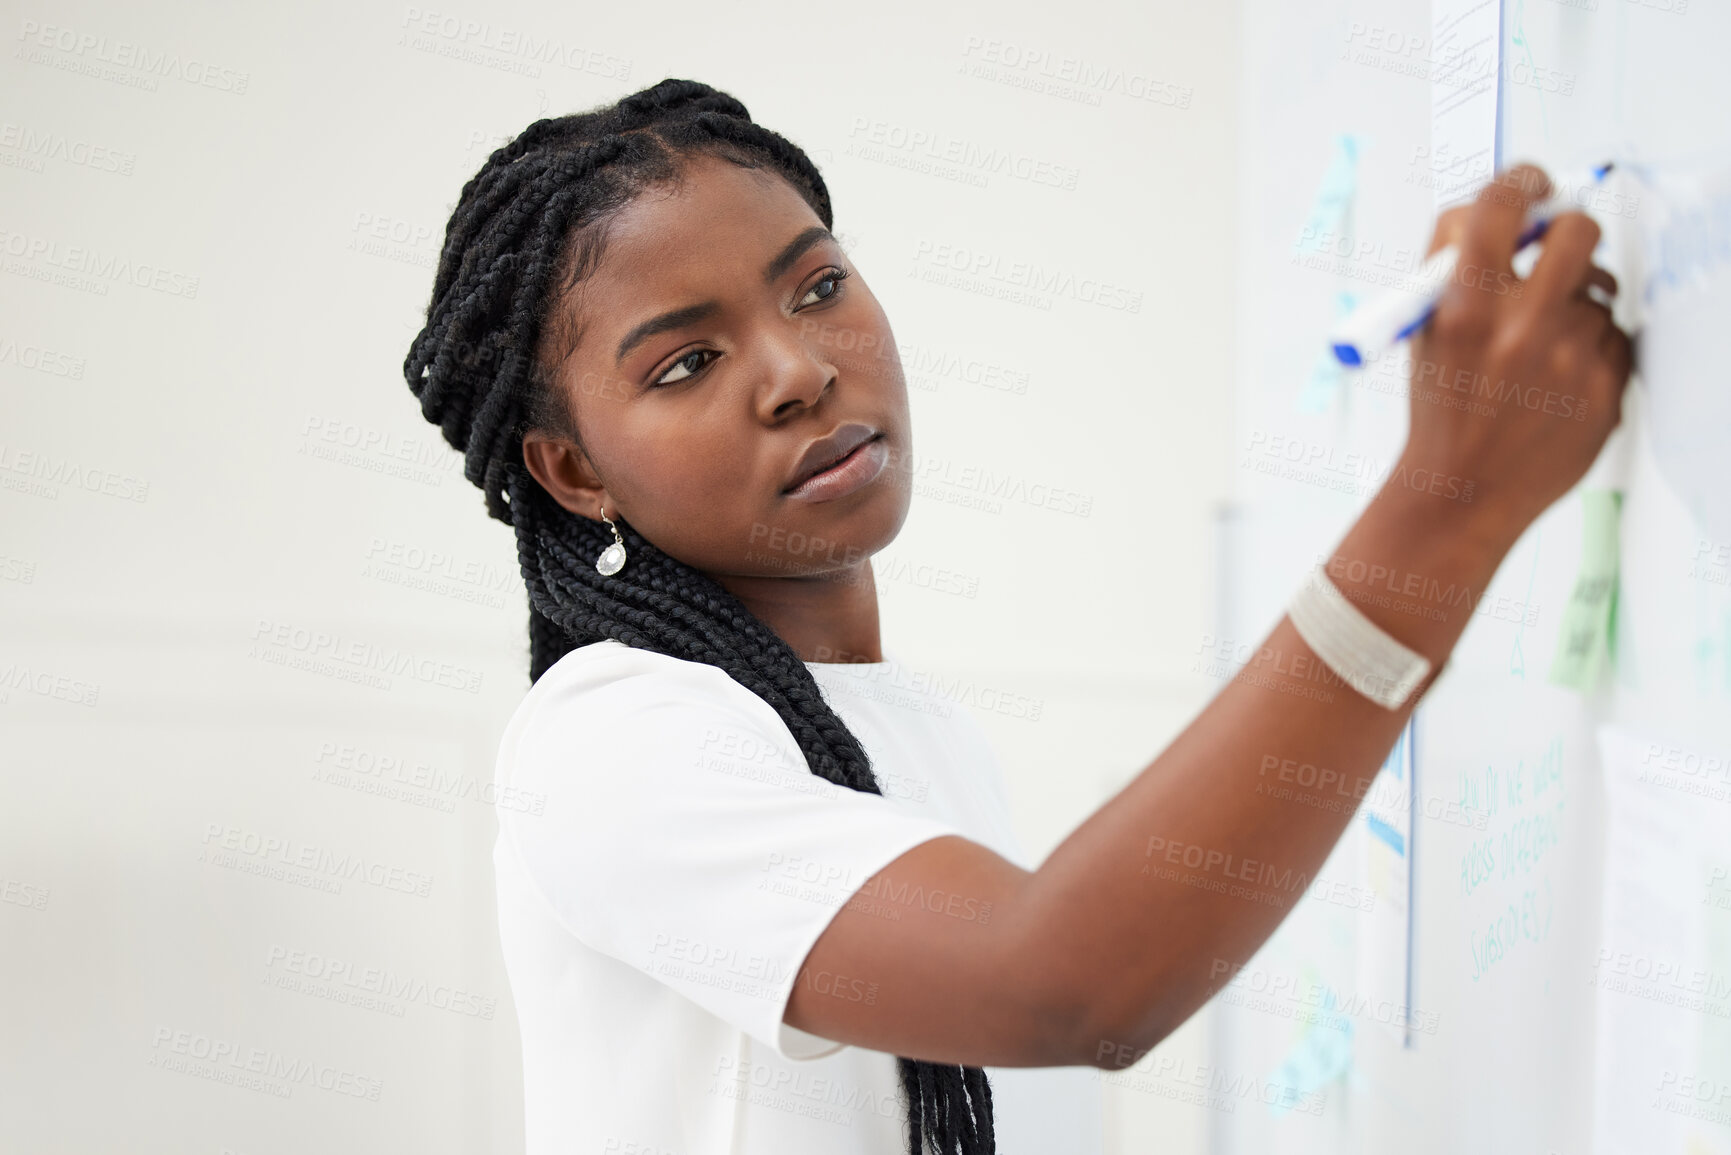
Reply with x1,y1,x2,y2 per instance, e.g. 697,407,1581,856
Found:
753,323,837,422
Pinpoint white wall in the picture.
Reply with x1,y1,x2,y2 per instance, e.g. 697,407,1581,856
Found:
0,0,1238,1150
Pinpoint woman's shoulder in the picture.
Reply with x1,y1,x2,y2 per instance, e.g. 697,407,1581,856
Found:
533,636,700,690
509,638,791,749
523,637,748,706
495,638,845,807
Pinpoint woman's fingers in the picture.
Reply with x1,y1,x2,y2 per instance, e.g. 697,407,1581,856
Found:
1581,263,1618,304
1525,211,1603,309
1561,293,1613,348
1589,320,1635,433
1457,164,1552,290
1597,316,1635,395
1427,205,1471,258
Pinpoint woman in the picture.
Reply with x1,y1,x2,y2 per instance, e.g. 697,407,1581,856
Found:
402,78,1629,1154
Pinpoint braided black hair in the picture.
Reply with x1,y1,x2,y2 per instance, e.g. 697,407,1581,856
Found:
401,78,997,1154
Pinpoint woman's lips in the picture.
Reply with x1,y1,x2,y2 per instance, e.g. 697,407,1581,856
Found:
783,433,889,502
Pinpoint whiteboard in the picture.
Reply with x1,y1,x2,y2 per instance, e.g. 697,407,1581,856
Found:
1210,1,1731,1151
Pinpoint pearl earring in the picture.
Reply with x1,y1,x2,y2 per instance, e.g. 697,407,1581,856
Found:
596,513,627,576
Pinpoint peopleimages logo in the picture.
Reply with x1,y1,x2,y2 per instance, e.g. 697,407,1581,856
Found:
0,659,100,706
0,225,199,297
15,20,252,94
247,617,483,695
148,1026,382,1100
397,7,632,80
910,238,1144,313
0,442,149,502
0,121,136,175
957,35,1195,109
201,822,435,898
0,333,86,378
264,944,497,1020
845,116,1082,191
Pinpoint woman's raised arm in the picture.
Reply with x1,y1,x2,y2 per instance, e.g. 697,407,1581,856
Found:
785,163,1633,1069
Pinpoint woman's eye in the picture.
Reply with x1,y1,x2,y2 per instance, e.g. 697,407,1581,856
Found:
653,349,716,388
648,270,849,388
799,267,851,308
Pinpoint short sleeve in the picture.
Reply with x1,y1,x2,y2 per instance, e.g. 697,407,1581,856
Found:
496,642,970,1061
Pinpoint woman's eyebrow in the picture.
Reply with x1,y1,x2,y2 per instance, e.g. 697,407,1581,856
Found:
761,225,835,284
614,302,717,366
613,226,838,366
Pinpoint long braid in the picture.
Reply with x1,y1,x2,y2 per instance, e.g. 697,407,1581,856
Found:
401,77,997,1154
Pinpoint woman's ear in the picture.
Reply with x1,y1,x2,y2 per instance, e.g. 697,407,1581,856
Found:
521,430,609,521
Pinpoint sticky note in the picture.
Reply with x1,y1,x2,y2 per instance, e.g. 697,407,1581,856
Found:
1294,134,1361,254
1298,291,1360,414
1266,987,1353,1118
1294,134,1361,415
1547,489,1623,690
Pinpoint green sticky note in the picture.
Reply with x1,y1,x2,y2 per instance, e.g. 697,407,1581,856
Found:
1548,489,1623,690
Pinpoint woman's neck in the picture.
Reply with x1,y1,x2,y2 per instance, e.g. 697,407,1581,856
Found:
711,558,886,664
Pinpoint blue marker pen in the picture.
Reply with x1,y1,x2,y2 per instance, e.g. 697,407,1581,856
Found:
1329,163,1617,368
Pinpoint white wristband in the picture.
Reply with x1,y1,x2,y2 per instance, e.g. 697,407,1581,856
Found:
1287,566,1433,710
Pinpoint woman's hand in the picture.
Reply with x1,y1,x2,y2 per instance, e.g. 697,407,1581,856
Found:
1400,162,1634,545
